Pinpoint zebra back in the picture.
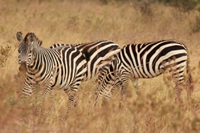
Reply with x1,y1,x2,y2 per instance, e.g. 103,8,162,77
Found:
50,40,120,80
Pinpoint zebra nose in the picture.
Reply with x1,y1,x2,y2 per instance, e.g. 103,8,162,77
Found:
19,61,27,72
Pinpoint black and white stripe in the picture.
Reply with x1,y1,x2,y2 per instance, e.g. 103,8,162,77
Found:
96,40,193,104
16,32,87,109
50,40,121,80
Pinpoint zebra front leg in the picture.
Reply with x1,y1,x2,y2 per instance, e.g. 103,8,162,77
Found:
42,83,53,99
65,89,77,114
42,66,57,99
19,76,35,99
20,85,34,99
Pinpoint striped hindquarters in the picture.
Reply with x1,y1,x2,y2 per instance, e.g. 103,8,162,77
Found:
119,40,188,81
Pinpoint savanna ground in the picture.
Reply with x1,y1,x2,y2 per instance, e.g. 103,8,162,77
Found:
0,0,200,132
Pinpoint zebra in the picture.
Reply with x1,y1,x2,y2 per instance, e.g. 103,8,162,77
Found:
16,32,87,110
49,40,121,80
95,40,193,105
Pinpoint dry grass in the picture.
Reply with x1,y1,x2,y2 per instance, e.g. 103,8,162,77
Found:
0,0,200,132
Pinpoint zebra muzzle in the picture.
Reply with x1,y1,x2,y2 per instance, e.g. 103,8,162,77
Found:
19,62,27,72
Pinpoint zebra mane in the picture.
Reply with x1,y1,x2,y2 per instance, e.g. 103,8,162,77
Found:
50,43,71,49
24,32,32,42
49,43,84,49
24,32,43,46
50,40,110,49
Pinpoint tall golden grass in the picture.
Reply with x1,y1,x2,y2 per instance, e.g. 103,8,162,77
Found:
0,0,200,132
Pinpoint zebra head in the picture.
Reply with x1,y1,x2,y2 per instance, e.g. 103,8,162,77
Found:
16,32,42,71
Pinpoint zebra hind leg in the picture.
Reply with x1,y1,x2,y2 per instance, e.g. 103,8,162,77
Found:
172,67,184,105
174,84,183,105
93,89,108,107
186,67,193,102
99,86,113,106
94,79,104,107
132,79,140,95
94,93,100,107
169,62,186,106
119,80,128,110
94,77,114,107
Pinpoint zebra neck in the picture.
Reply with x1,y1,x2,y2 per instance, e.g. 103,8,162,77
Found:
28,48,50,72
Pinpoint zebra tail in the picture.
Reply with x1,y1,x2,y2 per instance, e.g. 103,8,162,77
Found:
186,57,193,92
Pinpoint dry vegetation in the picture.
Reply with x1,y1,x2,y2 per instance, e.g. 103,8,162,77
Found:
0,0,200,132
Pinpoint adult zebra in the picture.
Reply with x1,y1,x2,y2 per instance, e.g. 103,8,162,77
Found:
50,40,121,80
95,40,193,105
16,32,87,110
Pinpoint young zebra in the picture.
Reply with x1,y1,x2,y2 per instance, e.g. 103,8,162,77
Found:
50,40,121,80
16,32,87,110
95,40,193,105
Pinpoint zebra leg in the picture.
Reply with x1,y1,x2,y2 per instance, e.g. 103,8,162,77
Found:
121,85,126,100
120,78,128,100
94,93,99,107
119,80,128,109
185,79,193,103
42,83,53,99
20,85,34,99
94,81,105,107
94,74,114,106
169,64,185,105
132,79,140,95
94,86,113,107
20,76,35,99
174,84,183,105
41,71,56,99
185,58,194,101
94,79,102,106
42,67,57,99
65,88,77,114
186,70,193,101
119,85,126,110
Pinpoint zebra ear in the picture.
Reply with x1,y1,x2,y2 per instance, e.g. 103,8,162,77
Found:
16,32,23,42
30,33,42,46
30,33,36,42
38,40,42,46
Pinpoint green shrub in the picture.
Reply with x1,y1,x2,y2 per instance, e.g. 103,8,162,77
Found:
159,0,199,12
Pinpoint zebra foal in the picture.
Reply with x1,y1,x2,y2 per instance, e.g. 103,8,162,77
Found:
16,32,87,110
96,40,193,105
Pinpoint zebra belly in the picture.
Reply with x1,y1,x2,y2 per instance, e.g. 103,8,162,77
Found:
124,67,163,79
